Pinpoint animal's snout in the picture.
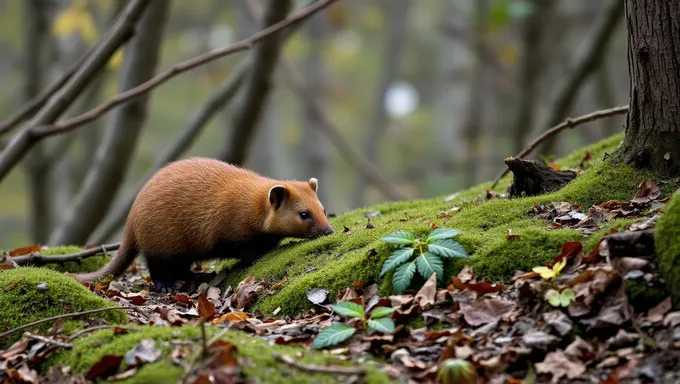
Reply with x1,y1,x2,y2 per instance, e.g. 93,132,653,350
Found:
323,227,334,236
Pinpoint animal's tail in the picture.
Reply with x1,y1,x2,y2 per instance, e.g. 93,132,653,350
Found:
70,225,138,283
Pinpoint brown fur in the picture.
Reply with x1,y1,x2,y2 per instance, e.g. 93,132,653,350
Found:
71,157,333,292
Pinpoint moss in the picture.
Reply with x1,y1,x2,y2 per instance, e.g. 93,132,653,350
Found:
654,189,680,308
0,267,126,348
219,133,680,317
48,325,393,384
35,245,110,274
624,279,668,313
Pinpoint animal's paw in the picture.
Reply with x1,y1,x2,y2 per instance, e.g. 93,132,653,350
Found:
152,279,177,294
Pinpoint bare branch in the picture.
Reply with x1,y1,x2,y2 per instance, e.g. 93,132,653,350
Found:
49,0,172,246
217,0,293,164
273,353,366,375
490,105,629,189
0,0,152,182
33,0,341,139
534,0,624,156
12,243,120,266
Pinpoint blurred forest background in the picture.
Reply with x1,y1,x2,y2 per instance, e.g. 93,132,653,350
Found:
0,0,629,249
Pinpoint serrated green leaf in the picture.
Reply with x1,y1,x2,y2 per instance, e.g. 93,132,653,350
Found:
379,247,415,277
427,239,469,259
367,317,395,333
382,231,416,245
330,301,364,318
426,228,460,242
369,306,396,319
392,261,416,293
311,324,357,349
416,252,443,280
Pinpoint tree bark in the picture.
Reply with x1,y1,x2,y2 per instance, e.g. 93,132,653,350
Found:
217,0,292,165
352,0,411,208
49,0,170,245
22,0,54,243
613,0,680,176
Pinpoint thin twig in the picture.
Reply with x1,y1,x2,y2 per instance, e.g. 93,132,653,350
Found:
490,105,629,189
0,305,140,340
12,243,120,266
0,39,104,136
273,353,366,375
65,325,137,342
31,0,341,140
22,331,73,348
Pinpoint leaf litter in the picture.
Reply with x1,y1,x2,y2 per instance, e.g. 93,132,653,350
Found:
1,180,679,383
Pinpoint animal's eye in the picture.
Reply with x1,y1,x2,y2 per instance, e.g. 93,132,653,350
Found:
299,212,311,220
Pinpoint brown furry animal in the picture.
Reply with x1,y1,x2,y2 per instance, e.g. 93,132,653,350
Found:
71,157,334,292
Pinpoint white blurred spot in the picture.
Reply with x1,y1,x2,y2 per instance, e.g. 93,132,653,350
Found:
384,81,419,118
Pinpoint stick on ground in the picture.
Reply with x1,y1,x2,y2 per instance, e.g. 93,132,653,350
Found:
273,353,366,375
490,105,629,189
12,243,120,266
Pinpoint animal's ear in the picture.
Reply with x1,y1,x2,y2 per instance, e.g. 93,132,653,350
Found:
308,177,318,192
268,185,288,209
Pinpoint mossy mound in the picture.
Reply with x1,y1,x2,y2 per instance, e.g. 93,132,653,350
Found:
48,325,392,384
221,133,678,317
36,245,110,273
0,267,126,348
655,189,680,307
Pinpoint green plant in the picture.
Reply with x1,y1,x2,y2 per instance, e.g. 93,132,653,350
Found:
546,288,575,307
437,358,479,384
532,257,566,280
311,301,396,349
380,228,469,293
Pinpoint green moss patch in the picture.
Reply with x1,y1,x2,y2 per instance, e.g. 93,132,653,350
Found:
0,267,126,348
221,133,679,317
655,189,680,307
36,245,110,274
48,325,392,384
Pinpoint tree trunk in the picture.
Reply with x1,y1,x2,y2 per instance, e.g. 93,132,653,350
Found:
22,0,53,243
49,0,170,246
613,0,680,175
301,12,333,211
352,0,411,208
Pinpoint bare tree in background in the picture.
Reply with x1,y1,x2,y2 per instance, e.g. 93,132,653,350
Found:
511,0,556,154
22,0,55,243
217,0,292,165
300,11,333,210
49,0,170,245
235,0,284,178
352,0,411,208
461,0,489,187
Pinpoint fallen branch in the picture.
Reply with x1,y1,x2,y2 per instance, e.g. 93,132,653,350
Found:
0,305,141,340
0,0,151,182
273,353,366,375
12,243,120,266
490,105,629,189
505,157,577,197
22,331,73,349
32,0,341,140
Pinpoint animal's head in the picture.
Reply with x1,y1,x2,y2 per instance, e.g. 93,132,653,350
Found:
263,177,334,238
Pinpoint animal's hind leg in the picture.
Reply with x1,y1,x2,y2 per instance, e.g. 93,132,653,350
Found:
145,255,192,293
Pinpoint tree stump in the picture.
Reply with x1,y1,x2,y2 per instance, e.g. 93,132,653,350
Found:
504,157,577,198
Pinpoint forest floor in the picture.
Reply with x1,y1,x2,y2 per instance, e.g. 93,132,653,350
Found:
1,134,680,384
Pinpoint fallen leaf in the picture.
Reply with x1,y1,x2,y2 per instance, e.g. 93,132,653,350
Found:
306,288,329,305
232,277,267,310
198,291,216,320
542,311,573,337
9,244,42,256
631,179,660,204
85,355,123,381
450,276,505,294
535,350,586,383
4,278,23,291
522,331,559,349
212,311,249,325
207,340,239,368
414,273,437,309
459,298,516,327
124,339,161,366
173,293,193,305
271,279,287,290
0,256,17,270
646,297,672,323
607,329,641,349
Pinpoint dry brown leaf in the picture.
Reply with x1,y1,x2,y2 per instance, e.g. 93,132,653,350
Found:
459,298,516,327
414,273,437,309
535,350,586,383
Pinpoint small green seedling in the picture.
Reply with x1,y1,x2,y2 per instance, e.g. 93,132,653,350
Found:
546,288,575,307
380,228,469,293
437,358,479,384
532,257,567,280
311,301,397,349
